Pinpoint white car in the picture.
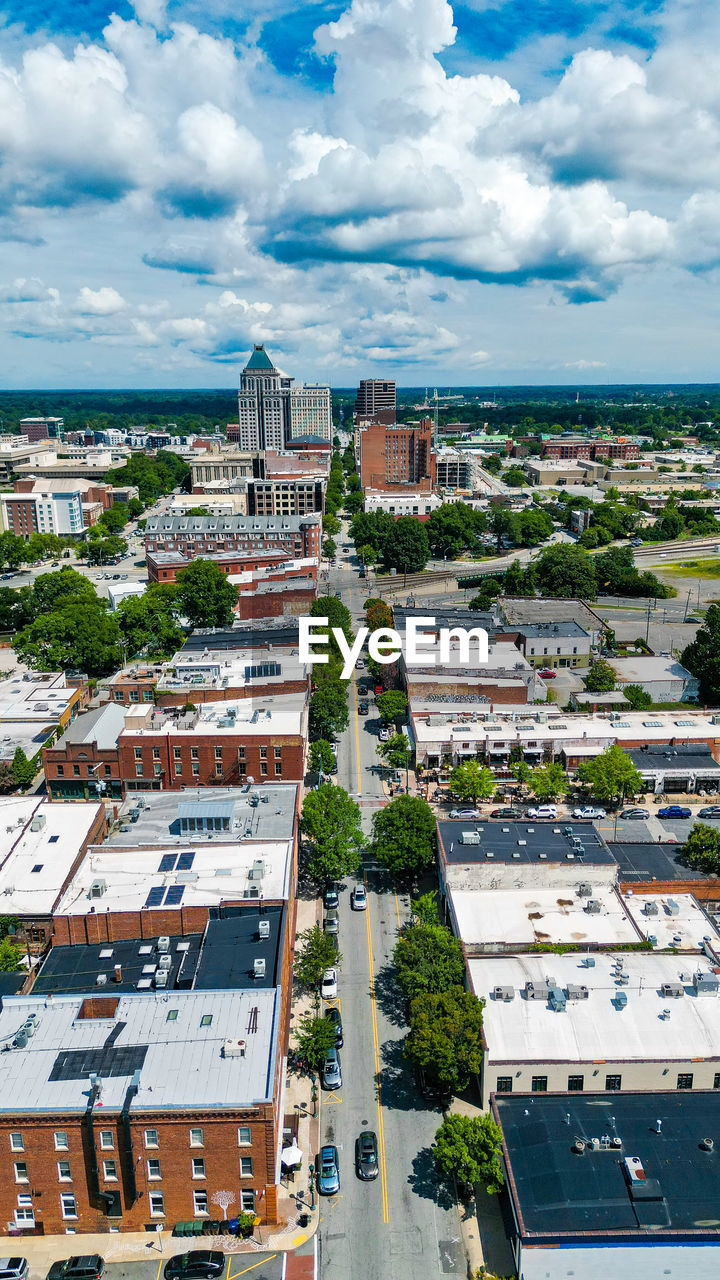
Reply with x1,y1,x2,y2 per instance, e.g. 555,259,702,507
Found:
330,742,339,756
321,968,338,1000
572,806,607,820
351,884,367,911
527,804,558,819
378,727,391,742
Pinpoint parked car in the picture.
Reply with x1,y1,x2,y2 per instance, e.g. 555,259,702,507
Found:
324,884,339,910
378,726,390,741
321,968,337,1000
321,1046,342,1090
358,701,369,715
572,806,607,819
330,741,339,756
0,1261,28,1280
163,1254,225,1280
329,761,338,775
490,806,523,819
527,805,558,819
325,1005,343,1047
47,1260,105,1280
620,807,650,819
538,669,557,678
631,537,644,546
318,1144,340,1195
352,883,367,910
658,805,692,819
324,908,340,935
450,807,481,820
358,683,368,696
356,1130,379,1180
699,805,720,818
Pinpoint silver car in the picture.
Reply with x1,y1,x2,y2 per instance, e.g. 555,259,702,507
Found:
322,1047,342,1090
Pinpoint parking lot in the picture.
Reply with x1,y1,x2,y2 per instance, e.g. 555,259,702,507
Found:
24,1255,283,1280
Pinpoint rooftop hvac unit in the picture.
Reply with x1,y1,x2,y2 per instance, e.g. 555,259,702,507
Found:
158,955,172,970
493,985,515,1002
223,1038,246,1058
549,987,566,1012
666,899,680,916
585,900,601,914
583,956,596,968
644,901,659,916
249,860,265,881
96,974,108,986
154,970,168,988
30,814,46,832
577,883,592,898
88,879,107,900
566,984,589,1001
694,971,720,995
258,920,270,939
661,982,684,998
614,991,628,1010
460,830,481,845
157,937,170,953
13,1030,28,1049
253,958,266,979
23,1014,38,1035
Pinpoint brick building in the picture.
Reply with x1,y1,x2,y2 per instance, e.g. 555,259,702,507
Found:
144,514,321,573
542,437,640,461
43,703,127,801
359,417,436,492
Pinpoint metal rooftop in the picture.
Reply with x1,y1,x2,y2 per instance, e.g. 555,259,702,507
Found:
107,786,297,847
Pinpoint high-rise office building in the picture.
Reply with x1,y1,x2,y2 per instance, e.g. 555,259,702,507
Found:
355,379,396,420
235,346,332,450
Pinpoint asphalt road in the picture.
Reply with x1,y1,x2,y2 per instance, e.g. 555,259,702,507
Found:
28,1254,283,1280
317,565,466,1280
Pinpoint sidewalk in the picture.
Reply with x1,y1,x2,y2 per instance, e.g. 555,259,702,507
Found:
448,1096,516,1278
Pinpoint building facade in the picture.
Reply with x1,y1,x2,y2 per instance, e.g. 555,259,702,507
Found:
359,417,436,492
354,379,396,419
1,489,85,537
144,513,322,567
234,345,331,450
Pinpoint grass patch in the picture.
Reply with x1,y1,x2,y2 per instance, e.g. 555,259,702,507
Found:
660,557,720,578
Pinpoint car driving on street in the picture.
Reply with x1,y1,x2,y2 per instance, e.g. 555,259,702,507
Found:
356,1130,379,1180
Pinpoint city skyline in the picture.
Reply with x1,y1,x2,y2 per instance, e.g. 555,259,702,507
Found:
0,0,719,387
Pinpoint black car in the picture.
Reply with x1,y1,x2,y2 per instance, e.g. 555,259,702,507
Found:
699,805,720,818
329,761,338,775
358,683,367,696
358,701,369,715
325,1005,343,1046
163,1254,225,1280
47,1260,105,1280
490,806,524,819
324,884,339,910
356,1130,379,1180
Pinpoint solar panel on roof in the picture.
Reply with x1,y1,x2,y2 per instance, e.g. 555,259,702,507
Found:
158,854,177,872
165,885,185,905
176,852,195,871
144,886,165,908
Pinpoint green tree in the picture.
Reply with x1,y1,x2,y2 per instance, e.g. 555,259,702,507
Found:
623,683,653,711
300,784,364,882
308,740,335,776
380,517,429,575
358,543,377,567
682,605,720,704
405,987,485,1094
433,1113,504,1195
12,747,37,790
411,891,440,925
528,761,567,800
13,598,123,677
323,513,340,537
511,760,532,787
323,537,337,559
293,1012,338,1073
310,594,353,643
365,599,393,630
683,822,720,875
31,568,96,613
376,690,408,723
0,936,23,972
127,497,144,519
0,586,33,633
584,660,617,693
293,923,342,991
577,743,644,803
371,796,437,881
117,589,184,658
378,732,412,771
535,544,597,599
309,684,349,741
449,761,495,803
97,503,129,534
175,559,238,628
394,922,466,1001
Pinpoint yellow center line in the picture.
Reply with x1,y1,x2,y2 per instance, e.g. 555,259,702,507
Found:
155,1262,163,1280
394,890,402,930
352,672,362,796
228,1258,277,1279
364,871,389,1224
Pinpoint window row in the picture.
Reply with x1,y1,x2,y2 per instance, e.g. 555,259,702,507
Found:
52,1189,256,1221
9,1126,253,1153
494,1071,719,1094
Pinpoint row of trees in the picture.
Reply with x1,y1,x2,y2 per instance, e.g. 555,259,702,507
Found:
448,746,644,805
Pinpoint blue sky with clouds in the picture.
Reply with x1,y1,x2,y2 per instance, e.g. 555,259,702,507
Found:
0,0,718,387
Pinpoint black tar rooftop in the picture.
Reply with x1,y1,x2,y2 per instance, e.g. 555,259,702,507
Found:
437,818,615,866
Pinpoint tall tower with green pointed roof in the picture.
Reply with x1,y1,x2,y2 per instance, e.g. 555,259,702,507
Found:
236,345,331,450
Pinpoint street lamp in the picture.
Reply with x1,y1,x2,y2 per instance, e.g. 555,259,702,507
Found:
308,1162,315,1209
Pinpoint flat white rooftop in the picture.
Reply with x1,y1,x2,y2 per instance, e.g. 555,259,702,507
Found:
0,798,103,916
158,645,308,693
0,990,278,1112
470,952,720,1064
120,694,306,738
0,671,77,724
411,707,720,749
621,891,720,951
55,838,292,914
450,886,641,949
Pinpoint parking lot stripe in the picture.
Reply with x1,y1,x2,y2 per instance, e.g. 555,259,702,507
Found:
228,1257,277,1279
364,872,390,1224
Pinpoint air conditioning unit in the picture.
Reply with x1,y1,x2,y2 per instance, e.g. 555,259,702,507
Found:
223,1038,246,1058
249,860,265,881
253,957,266,979
30,814,46,832
258,920,270,939
157,937,170,953
158,955,172,971
88,879,107,900
154,970,168,988
96,974,108,986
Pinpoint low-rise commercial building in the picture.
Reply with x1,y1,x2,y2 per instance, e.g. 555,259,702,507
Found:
144,513,322,573
625,742,720,794
523,460,587,486
363,490,443,519
0,671,89,763
512,621,592,670
608,655,699,703
43,703,127,801
437,819,616,893
449,883,641,952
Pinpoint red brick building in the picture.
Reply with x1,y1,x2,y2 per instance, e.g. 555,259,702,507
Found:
359,417,437,492
144,514,321,572
542,438,640,461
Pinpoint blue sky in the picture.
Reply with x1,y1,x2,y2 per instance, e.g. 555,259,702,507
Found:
0,0,718,387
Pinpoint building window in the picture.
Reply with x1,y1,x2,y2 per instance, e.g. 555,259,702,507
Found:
189,1128,204,1147
193,1190,209,1216
60,1193,77,1220
214,747,223,759
240,1190,255,1213
149,1192,165,1218
605,1075,622,1091
173,746,182,759
192,763,199,776
260,747,267,759
238,1127,252,1146
192,1158,205,1179
14,1196,34,1227
495,1077,513,1094
144,1129,159,1149
201,1014,213,1027
215,763,223,777
14,1162,28,1183
57,1161,72,1182
714,1073,720,1089
113,691,124,702
134,747,142,760
147,1159,161,1180
531,1077,548,1093
56,765,65,776
100,1131,114,1150
677,1073,693,1090
175,764,182,777
260,763,268,776
54,1132,68,1151
568,1075,584,1092
103,1160,118,1180
152,747,160,760
9,1133,24,1152
136,765,143,777
154,763,161,776
73,765,80,777
191,748,199,760
240,1157,253,1178
274,762,282,776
